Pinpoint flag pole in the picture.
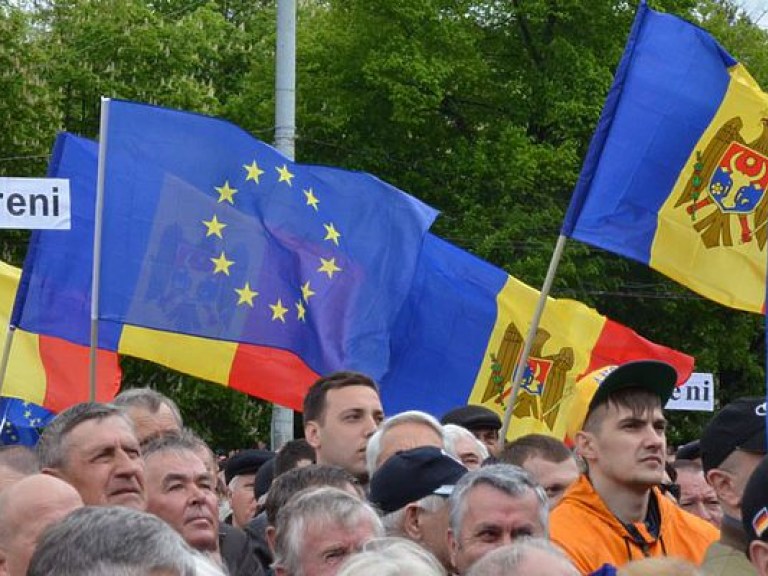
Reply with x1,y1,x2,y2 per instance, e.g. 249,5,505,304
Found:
270,0,296,450
0,325,16,397
499,234,568,441
89,97,111,402
0,398,8,443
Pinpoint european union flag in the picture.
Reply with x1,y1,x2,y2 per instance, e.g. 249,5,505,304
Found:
95,101,436,379
0,397,54,446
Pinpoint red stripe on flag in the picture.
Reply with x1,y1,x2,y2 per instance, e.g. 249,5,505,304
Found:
228,344,319,411
39,335,121,412
585,319,694,385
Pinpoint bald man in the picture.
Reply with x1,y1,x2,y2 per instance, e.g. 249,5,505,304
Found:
0,474,84,576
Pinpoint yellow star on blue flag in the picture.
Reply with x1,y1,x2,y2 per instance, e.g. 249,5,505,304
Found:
0,397,54,446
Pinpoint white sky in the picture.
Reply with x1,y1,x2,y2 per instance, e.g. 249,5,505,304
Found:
739,0,768,26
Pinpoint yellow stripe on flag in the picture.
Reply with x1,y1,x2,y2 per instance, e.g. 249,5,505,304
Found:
468,275,604,440
0,262,47,405
119,325,238,385
653,64,768,312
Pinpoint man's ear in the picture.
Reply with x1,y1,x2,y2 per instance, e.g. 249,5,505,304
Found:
402,503,422,540
447,527,459,571
575,431,596,461
706,468,738,509
41,467,64,480
749,540,768,574
304,421,321,450
265,525,277,555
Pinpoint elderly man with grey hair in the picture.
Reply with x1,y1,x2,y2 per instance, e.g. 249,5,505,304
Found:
443,424,489,471
27,505,224,576
38,402,145,509
113,387,183,445
368,446,467,572
447,464,548,575
466,537,578,576
273,485,384,576
365,410,445,477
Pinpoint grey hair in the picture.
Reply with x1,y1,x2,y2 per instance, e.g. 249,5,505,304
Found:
465,537,578,576
366,410,445,476
27,506,200,576
113,387,183,427
381,494,446,536
265,464,360,526
228,474,242,491
141,429,203,461
80,567,151,576
273,486,384,575
339,536,446,576
449,464,548,537
73,553,225,576
37,403,133,469
443,424,489,461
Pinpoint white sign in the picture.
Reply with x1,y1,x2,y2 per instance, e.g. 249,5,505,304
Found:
665,372,714,412
0,178,70,229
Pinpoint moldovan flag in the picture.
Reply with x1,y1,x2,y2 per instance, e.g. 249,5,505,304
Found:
14,101,436,410
563,1,768,313
380,235,694,440
0,261,119,412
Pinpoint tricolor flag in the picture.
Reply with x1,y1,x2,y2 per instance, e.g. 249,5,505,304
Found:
0,261,119,412
380,235,693,440
753,507,768,539
563,1,768,313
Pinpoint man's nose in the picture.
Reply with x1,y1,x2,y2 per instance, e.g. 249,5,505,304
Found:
115,449,143,475
644,425,664,445
363,414,379,437
500,532,516,547
189,484,206,503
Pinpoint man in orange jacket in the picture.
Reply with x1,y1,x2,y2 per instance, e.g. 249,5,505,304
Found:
550,360,719,574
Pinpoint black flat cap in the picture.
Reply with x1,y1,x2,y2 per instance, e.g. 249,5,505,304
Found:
440,405,501,431
224,449,274,485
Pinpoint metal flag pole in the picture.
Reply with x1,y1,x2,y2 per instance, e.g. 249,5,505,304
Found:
498,234,568,441
89,97,111,402
0,324,16,397
270,0,297,450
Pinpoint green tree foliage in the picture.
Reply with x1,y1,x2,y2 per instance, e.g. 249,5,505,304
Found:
34,0,255,135
0,0,765,446
0,5,61,176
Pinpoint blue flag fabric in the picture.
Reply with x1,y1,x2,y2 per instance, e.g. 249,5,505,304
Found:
381,234,508,415
94,101,436,379
15,134,123,351
0,397,55,446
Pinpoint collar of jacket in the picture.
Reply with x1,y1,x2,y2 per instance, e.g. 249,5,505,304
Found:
719,514,748,553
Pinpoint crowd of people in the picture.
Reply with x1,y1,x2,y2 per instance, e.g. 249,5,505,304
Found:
0,360,766,575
